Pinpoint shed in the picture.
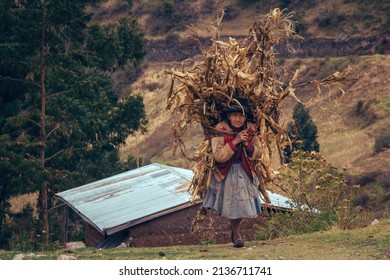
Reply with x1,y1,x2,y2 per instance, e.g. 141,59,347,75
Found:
54,163,293,248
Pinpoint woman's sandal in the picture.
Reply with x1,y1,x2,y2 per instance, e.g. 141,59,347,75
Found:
230,226,245,248
233,239,245,248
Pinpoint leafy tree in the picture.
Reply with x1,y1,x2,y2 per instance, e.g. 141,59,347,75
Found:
0,0,147,246
284,102,320,162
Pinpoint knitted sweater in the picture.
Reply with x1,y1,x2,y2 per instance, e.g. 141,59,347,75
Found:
211,120,262,182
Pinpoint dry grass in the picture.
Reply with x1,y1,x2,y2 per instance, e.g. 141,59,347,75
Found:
120,62,185,161
307,55,390,173
9,193,38,216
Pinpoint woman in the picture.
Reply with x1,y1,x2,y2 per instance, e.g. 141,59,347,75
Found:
203,98,263,248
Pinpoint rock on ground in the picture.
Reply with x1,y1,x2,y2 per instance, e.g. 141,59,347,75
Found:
65,241,86,250
57,254,77,260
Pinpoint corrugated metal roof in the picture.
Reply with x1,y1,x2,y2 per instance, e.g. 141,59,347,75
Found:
55,163,292,236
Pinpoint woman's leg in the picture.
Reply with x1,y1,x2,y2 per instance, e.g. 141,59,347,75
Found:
230,218,243,243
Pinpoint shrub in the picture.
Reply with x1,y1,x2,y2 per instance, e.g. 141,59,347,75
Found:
316,14,346,29
238,0,258,7
124,155,151,170
159,0,175,18
351,99,378,126
279,0,292,9
284,103,320,162
290,13,307,34
353,100,365,117
151,1,186,35
224,6,240,20
374,131,390,154
1,204,41,251
256,151,362,240
0,203,63,251
376,171,390,189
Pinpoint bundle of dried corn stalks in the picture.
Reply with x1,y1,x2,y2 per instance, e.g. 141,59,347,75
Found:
166,2,350,204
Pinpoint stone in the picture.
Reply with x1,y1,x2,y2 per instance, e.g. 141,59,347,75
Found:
57,254,77,260
371,219,380,226
65,241,86,250
13,254,25,260
117,242,127,248
25,252,36,259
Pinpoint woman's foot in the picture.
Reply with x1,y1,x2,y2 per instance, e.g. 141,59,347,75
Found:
230,219,245,248
233,239,245,248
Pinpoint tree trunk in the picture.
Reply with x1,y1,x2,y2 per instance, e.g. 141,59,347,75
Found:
39,20,49,242
61,205,69,246
38,185,49,242
39,68,49,243
0,184,8,234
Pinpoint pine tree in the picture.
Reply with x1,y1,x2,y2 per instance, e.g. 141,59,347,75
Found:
0,0,147,246
284,102,320,162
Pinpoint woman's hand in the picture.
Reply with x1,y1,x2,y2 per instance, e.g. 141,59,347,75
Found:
232,130,249,146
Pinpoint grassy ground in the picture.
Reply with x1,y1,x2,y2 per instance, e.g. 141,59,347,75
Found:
1,219,389,260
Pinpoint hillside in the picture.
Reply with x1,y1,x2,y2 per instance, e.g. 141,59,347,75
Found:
92,0,390,39
95,1,390,212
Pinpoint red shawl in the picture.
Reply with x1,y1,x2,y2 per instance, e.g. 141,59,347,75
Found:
215,127,255,180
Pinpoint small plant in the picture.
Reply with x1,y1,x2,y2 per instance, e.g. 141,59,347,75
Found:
279,0,292,9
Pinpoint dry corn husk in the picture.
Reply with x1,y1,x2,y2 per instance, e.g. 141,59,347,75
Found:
166,3,350,204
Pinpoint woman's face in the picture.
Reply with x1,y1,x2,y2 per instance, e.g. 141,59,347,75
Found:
228,112,247,128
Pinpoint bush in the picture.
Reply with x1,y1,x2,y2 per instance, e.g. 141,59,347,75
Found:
123,155,151,170
290,13,307,34
284,103,320,162
316,14,346,29
279,0,292,9
256,151,362,240
353,100,365,117
351,99,378,126
0,203,62,251
238,0,258,7
151,1,185,35
376,171,390,189
255,209,338,240
0,204,41,251
159,0,175,17
224,6,240,20
374,131,390,154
